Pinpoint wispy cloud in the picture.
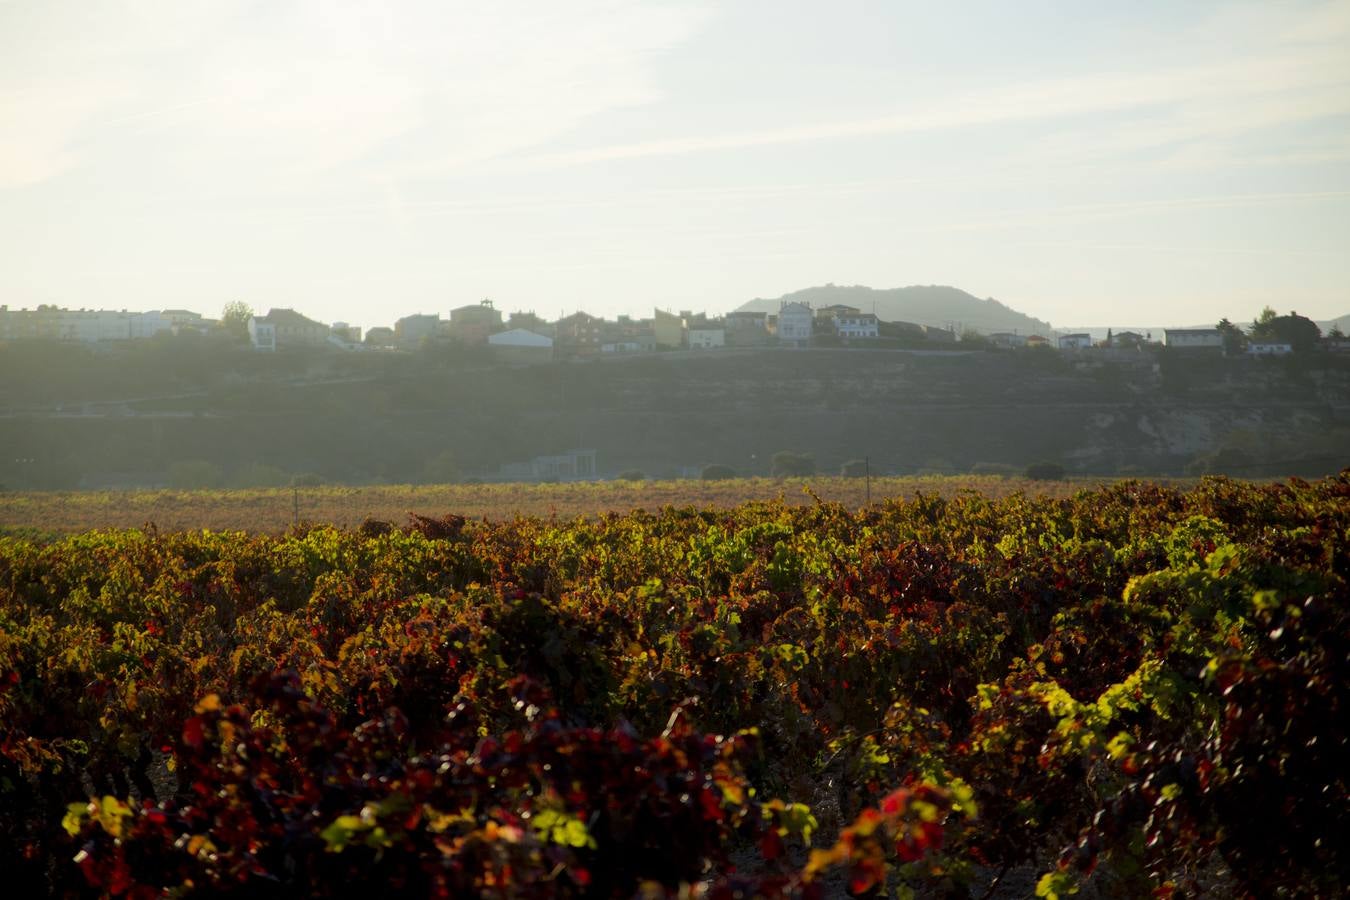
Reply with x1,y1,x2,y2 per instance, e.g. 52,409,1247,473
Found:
924,190,1350,235
0,0,712,188
5,0,1344,188
506,37,1349,171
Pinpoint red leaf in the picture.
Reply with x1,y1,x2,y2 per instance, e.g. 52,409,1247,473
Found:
182,716,205,751
881,788,910,816
701,788,725,822
849,863,879,895
761,830,783,861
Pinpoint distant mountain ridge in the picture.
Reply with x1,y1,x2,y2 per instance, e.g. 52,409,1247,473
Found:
736,284,1052,335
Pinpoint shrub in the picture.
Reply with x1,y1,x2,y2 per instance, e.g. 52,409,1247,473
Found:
701,464,736,480
1024,461,1066,481
771,451,815,477
615,470,646,481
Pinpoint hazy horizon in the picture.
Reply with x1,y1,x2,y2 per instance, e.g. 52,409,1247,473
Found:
3,0,1349,330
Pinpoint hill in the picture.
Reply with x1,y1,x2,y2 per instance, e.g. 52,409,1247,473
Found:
1318,313,1350,335
736,284,1052,335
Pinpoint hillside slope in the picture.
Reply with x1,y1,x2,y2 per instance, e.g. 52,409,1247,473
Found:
5,346,1349,488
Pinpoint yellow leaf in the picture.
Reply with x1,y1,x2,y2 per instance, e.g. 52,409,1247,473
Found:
62,802,89,837
186,834,216,857
97,796,132,839
804,846,844,877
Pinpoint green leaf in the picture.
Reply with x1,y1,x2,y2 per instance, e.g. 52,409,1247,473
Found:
1035,870,1080,899
320,814,366,851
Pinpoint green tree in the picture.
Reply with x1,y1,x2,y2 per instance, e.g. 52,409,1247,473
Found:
1024,461,1066,481
700,464,736,481
1216,318,1246,354
1251,306,1278,336
220,301,254,342
1250,309,1321,352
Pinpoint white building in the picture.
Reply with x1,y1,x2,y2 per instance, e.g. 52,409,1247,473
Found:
533,449,597,480
776,301,813,344
489,328,553,349
132,312,174,339
1058,333,1093,350
62,310,160,342
687,326,726,349
834,312,879,339
248,318,277,351
1164,328,1223,349
248,308,330,349
1248,342,1293,356
0,306,201,342
488,327,553,363
67,310,136,342
160,309,207,333
330,322,362,345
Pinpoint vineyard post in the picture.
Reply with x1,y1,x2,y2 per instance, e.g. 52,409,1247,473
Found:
865,456,871,507
293,486,299,526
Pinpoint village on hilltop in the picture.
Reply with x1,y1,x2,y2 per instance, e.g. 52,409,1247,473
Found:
0,299,1343,359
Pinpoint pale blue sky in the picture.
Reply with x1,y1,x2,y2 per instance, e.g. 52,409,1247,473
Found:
2,0,1348,329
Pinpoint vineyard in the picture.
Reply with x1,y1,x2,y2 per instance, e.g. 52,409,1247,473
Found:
0,476,1109,536
0,476,1346,897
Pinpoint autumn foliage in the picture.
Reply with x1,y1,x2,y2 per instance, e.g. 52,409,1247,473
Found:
1,475,1347,896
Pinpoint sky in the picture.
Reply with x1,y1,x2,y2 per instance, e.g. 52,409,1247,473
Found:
2,0,1349,330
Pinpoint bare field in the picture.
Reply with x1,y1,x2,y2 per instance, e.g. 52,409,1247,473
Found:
0,475,1149,534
